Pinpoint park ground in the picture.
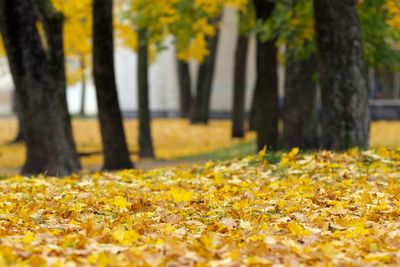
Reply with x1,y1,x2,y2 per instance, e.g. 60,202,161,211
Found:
0,118,400,175
1,119,400,265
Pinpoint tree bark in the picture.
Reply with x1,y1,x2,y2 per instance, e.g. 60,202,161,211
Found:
283,55,319,149
0,0,81,175
253,0,278,151
36,0,81,170
232,33,249,138
137,29,155,158
248,83,259,131
12,90,25,143
93,0,133,170
176,56,192,118
314,0,370,149
191,28,220,124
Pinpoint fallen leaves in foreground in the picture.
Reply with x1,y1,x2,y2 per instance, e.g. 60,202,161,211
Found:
1,148,400,266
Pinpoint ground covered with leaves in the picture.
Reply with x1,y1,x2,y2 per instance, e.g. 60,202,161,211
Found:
0,119,400,174
1,148,400,266
0,119,255,173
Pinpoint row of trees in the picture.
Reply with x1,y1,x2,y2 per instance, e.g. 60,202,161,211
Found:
0,0,399,175
244,0,399,151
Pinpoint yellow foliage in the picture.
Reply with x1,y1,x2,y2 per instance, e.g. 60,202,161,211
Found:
177,33,209,62
257,146,267,161
52,0,92,86
22,231,35,246
112,196,130,210
116,0,248,62
112,226,140,245
169,187,194,202
116,23,138,49
280,147,300,166
177,0,248,62
386,0,400,48
386,0,400,31
0,147,400,264
286,221,311,237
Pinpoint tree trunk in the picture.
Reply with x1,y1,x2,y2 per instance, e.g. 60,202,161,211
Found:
93,0,133,170
191,28,220,124
283,54,319,149
0,0,81,176
80,54,86,117
248,83,259,131
176,56,192,118
36,0,81,170
12,90,25,143
232,33,249,138
253,0,278,151
314,0,370,149
137,29,155,158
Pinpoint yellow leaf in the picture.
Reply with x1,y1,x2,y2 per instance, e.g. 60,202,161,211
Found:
364,252,392,263
169,188,193,203
286,221,311,237
113,196,130,210
246,256,272,265
112,226,140,245
288,147,300,160
258,146,267,161
213,172,224,185
22,231,35,245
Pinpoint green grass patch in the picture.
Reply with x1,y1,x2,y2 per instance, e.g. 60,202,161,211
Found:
175,140,257,162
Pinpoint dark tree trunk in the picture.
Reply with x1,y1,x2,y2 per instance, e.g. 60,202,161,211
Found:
12,90,25,143
93,0,133,170
176,56,192,118
232,33,249,138
253,0,278,151
79,54,86,117
137,29,155,158
248,83,259,131
314,0,370,149
36,0,81,170
0,0,81,176
283,55,319,149
191,28,220,124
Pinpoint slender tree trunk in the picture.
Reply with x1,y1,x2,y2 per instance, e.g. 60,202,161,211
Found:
232,33,249,138
0,0,81,175
191,28,220,124
283,54,318,149
253,0,278,151
80,54,86,117
93,0,133,170
176,56,192,118
137,29,155,158
314,0,370,149
248,83,259,131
